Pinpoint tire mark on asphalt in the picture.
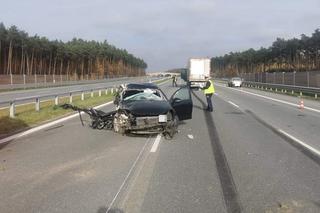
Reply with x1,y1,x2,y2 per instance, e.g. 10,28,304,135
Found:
191,90,242,213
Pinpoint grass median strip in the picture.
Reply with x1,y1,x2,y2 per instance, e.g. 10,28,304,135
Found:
0,92,114,138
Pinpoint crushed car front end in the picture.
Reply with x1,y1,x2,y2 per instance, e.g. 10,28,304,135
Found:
113,84,177,136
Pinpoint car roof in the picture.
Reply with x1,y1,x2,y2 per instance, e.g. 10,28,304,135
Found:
126,83,159,90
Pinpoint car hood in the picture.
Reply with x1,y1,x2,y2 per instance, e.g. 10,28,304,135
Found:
121,100,172,116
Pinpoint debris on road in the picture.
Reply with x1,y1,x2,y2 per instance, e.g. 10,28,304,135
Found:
187,134,194,139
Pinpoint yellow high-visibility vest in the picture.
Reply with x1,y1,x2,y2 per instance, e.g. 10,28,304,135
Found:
204,80,215,94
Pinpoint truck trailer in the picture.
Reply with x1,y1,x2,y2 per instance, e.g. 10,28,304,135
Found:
187,58,211,88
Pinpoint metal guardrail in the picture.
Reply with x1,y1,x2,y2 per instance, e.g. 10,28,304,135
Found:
2,86,118,118
214,78,320,98
242,81,320,98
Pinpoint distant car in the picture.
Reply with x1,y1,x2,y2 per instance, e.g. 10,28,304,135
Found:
113,83,193,139
228,77,243,87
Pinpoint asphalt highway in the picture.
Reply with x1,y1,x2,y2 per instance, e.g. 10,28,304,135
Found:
0,76,157,107
0,80,319,213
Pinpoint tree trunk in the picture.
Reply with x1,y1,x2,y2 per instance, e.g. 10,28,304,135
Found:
53,57,57,75
66,60,70,80
39,53,43,75
48,53,52,75
60,59,63,75
20,50,24,74
81,59,84,80
26,54,30,75
30,49,34,75
6,40,12,75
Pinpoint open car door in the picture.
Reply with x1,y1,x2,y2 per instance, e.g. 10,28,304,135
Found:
170,87,193,120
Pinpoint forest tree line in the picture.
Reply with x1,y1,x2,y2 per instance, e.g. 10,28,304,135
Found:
211,29,320,77
0,23,147,78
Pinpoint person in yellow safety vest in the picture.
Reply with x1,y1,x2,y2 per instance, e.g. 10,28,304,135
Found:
201,76,215,112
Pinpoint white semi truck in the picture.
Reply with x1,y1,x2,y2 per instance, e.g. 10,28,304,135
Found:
187,58,211,88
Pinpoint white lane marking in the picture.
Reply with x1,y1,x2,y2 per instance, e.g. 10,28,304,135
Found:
150,134,161,152
106,138,150,213
278,129,320,157
0,101,113,145
228,101,240,108
216,84,320,114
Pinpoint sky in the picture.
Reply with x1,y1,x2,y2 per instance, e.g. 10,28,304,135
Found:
0,0,320,72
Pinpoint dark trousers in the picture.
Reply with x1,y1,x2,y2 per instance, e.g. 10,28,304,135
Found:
206,93,213,111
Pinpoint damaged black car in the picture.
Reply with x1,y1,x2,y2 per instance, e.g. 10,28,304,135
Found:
62,83,193,139
113,83,193,139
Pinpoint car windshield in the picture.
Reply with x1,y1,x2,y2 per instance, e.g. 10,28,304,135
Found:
123,89,163,101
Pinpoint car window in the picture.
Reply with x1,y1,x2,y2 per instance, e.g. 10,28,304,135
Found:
171,87,190,101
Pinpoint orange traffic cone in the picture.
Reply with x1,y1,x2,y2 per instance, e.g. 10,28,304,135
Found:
299,100,304,109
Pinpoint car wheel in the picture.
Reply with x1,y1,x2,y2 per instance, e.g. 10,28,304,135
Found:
96,120,105,130
164,113,178,140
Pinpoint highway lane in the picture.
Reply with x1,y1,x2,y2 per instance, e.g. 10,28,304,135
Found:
214,82,320,153
0,76,157,107
0,80,319,212
0,101,154,213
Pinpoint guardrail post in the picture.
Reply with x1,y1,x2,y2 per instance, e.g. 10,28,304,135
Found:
69,93,73,103
315,94,318,99
91,90,94,98
99,90,101,97
105,88,108,95
23,74,26,85
300,91,302,96
9,101,15,118
54,95,59,105
53,74,55,83
291,90,294,94
307,72,310,87
81,92,85,101
111,88,114,94
35,98,40,111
